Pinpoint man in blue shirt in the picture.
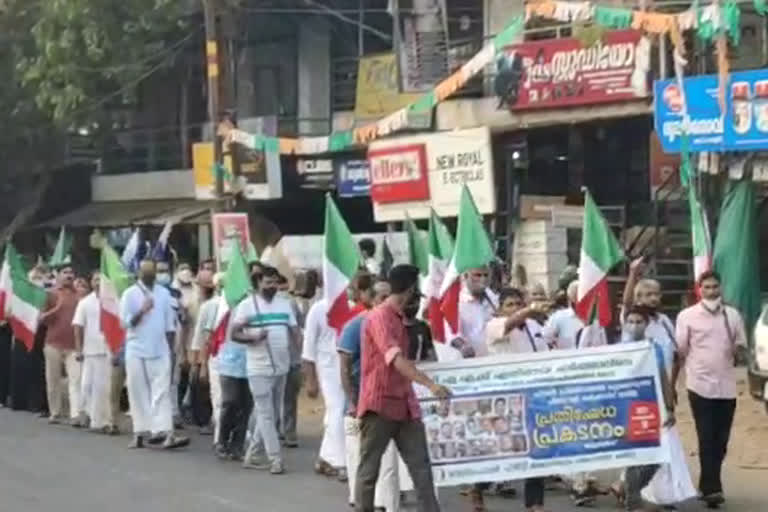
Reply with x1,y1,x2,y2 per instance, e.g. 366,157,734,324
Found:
119,260,189,450
338,277,395,510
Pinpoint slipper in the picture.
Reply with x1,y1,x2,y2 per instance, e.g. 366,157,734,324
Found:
161,435,190,450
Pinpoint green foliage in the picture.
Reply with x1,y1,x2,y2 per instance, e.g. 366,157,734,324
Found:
6,0,191,123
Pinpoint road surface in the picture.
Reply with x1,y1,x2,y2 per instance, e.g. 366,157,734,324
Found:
0,405,763,511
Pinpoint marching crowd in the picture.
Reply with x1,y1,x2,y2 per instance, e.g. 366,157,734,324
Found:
0,237,748,512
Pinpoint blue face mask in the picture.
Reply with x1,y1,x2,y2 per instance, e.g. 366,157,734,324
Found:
157,272,171,286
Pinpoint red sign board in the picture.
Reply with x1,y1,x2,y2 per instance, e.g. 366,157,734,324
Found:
504,30,648,110
368,144,430,204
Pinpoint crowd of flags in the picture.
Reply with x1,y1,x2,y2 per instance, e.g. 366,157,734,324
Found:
0,183,715,356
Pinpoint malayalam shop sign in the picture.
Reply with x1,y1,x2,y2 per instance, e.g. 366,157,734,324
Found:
502,29,649,110
367,127,495,222
654,68,768,153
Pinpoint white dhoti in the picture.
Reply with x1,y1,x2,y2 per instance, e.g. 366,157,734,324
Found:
316,350,346,468
80,354,113,429
208,358,221,444
125,353,173,435
641,426,697,504
345,416,400,511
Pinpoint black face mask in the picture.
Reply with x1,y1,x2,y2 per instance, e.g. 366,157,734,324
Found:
403,304,419,319
261,287,278,301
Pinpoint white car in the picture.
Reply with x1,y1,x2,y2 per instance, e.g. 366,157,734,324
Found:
749,305,768,412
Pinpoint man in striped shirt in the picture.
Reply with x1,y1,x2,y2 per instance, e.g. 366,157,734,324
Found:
232,266,301,475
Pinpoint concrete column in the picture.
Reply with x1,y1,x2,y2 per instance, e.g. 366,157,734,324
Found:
298,18,331,136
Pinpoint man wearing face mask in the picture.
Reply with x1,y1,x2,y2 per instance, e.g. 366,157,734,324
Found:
119,260,189,450
453,267,498,359
622,258,676,367
232,266,301,475
673,271,746,509
355,264,451,512
339,276,397,510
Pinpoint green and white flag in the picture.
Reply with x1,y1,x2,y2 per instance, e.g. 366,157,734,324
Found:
323,194,360,332
439,187,495,337
405,215,428,276
48,227,72,268
574,191,624,326
689,186,712,284
0,244,47,350
424,209,454,342
99,245,134,354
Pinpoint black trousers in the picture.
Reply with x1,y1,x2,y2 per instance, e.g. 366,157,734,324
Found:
9,332,47,413
689,390,736,496
356,412,440,512
474,479,544,507
218,375,253,454
0,324,11,406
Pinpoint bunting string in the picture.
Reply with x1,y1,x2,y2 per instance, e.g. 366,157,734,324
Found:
221,1,746,156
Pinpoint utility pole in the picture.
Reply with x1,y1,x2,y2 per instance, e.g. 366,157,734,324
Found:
202,0,224,198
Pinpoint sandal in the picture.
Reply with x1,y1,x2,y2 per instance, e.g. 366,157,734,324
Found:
609,481,626,507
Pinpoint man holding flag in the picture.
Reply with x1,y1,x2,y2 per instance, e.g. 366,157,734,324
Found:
119,260,189,450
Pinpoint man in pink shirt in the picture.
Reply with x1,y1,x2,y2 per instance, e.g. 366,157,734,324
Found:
674,270,746,509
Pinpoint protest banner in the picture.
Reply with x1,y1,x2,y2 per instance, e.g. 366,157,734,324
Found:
415,342,668,486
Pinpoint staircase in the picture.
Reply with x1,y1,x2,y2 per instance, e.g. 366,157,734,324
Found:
625,173,693,317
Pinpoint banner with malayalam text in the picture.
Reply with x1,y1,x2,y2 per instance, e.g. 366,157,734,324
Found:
416,342,667,486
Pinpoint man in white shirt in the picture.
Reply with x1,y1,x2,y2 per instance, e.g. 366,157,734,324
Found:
455,267,498,358
359,238,380,277
73,272,116,434
542,280,605,505
542,280,607,350
303,297,348,479
232,266,300,475
187,270,218,438
119,260,188,450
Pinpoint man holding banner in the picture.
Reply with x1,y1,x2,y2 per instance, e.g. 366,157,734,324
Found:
355,265,451,512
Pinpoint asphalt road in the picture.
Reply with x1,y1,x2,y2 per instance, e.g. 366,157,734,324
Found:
0,407,757,512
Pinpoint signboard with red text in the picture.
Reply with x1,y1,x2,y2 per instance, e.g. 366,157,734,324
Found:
500,29,649,110
367,127,495,222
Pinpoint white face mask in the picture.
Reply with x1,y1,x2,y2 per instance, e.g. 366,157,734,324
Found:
177,269,193,285
701,297,722,310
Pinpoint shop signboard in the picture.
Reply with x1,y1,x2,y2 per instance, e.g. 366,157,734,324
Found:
297,159,335,190
367,127,495,222
335,159,371,198
355,53,431,129
654,68,768,153
193,116,282,200
500,29,649,111
212,213,251,271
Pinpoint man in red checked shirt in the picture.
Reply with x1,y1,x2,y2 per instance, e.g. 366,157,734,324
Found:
355,264,451,512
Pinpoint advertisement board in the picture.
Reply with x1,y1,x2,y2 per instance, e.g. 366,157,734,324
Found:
212,213,250,271
654,68,768,153
335,159,371,198
368,127,495,222
500,30,649,110
417,343,667,486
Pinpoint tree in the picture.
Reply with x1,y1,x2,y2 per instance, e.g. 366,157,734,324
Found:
0,0,196,239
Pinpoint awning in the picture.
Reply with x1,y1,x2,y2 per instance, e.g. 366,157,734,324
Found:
37,199,216,228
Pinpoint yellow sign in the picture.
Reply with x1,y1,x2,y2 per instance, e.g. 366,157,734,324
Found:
354,53,422,120
192,142,233,199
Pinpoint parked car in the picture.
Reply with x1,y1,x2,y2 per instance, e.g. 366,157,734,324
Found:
749,304,768,413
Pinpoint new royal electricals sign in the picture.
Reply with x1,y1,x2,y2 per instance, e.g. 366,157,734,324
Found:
367,127,495,222
654,68,768,153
